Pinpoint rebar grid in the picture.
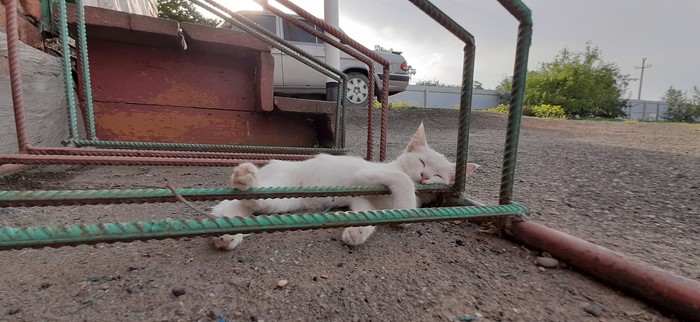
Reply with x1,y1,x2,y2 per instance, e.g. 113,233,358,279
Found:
0,203,528,250
272,0,393,161
190,0,347,149
75,0,97,140
4,0,29,152
66,140,348,155
26,147,313,160
251,0,380,160
407,0,476,195
0,184,453,207
496,0,532,205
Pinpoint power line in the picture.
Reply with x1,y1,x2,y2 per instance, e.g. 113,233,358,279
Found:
634,57,652,100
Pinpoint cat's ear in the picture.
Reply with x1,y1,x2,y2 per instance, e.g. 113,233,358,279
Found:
406,122,427,152
449,163,480,183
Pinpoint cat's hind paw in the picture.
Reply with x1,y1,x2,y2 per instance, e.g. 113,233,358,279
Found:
213,234,245,251
341,226,376,246
231,163,259,190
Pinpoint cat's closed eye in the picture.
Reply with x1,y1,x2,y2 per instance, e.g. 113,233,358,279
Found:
419,159,425,167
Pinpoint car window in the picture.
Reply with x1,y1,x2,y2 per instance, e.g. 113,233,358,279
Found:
283,20,324,44
245,14,276,33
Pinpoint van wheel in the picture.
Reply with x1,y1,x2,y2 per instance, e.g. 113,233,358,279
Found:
345,72,371,107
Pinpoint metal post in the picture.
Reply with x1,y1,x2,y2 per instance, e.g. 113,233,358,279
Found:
324,0,340,103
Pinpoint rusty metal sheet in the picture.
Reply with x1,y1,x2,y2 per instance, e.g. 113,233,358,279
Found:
274,96,336,115
257,52,275,111
92,102,322,146
180,22,271,53
82,39,258,111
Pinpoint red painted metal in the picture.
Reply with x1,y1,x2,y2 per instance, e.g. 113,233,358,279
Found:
89,102,322,146
4,0,29,153
271,0,392,161
26,147,312,161
84,39,261,112
0,154,270,166
506,220,700,320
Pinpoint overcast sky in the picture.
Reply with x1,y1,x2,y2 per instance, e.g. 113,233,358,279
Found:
219,0,699,101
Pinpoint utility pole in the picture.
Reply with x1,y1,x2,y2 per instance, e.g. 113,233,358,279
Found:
634,57,652,100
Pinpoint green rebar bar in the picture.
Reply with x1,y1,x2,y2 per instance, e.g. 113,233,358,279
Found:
55,0,79,140
75,0,97,140
407,0,476,195
0,203,527,250
66,139,348,155
0,184,453,207
40,0,52,32
497,0,532,205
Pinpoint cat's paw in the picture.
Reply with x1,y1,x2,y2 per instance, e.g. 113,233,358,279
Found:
231,163,258,190
213,234,244,251
210,200,233,218
341,226,376,246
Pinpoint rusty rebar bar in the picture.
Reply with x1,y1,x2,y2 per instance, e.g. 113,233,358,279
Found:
506,219,700,321
0,154,270,166
26,147,312,161
251,0,379,160
4,0,30,153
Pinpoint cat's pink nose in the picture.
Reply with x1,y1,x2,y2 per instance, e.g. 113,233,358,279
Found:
420,173,430,182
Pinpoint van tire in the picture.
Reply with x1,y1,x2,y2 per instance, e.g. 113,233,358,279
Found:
345,72,371,107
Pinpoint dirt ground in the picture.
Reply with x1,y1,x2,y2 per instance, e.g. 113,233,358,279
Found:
0,107,698,321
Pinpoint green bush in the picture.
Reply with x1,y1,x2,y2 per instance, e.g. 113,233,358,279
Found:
483,104,509,114
531,104,566,119
372,100,421,109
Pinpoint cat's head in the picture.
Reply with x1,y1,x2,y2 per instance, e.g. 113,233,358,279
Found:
396,123,479,185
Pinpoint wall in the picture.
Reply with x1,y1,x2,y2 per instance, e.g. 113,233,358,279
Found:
626,99,668,121
1,30,69,153
389,85,500,109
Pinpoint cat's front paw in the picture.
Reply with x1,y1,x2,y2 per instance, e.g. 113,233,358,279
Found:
231,163,259,190
213,234,244,251
341,226,376,246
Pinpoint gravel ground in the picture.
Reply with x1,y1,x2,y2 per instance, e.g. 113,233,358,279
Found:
0,107,698,321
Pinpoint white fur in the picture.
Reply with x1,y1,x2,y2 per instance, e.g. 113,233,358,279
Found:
210,123,478,249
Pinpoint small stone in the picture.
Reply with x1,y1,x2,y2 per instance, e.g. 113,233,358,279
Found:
209,307,224,320
455,239,465,246
232,267,245,273
7,308,21,315
584,303,604,317
535,256,559,268
538,267,546,272
337,263,344,268
276,279,288,288
320,274,329,279
39,282,52,289
172,288,186,297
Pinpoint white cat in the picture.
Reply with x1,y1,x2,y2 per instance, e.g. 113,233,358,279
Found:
210,123,478,250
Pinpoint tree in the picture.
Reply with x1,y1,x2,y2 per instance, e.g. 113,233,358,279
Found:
415,79,482,88
415,79,459,87
663,86,700,123
525,44,630,118
495,76,513,104
157,0,220,26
